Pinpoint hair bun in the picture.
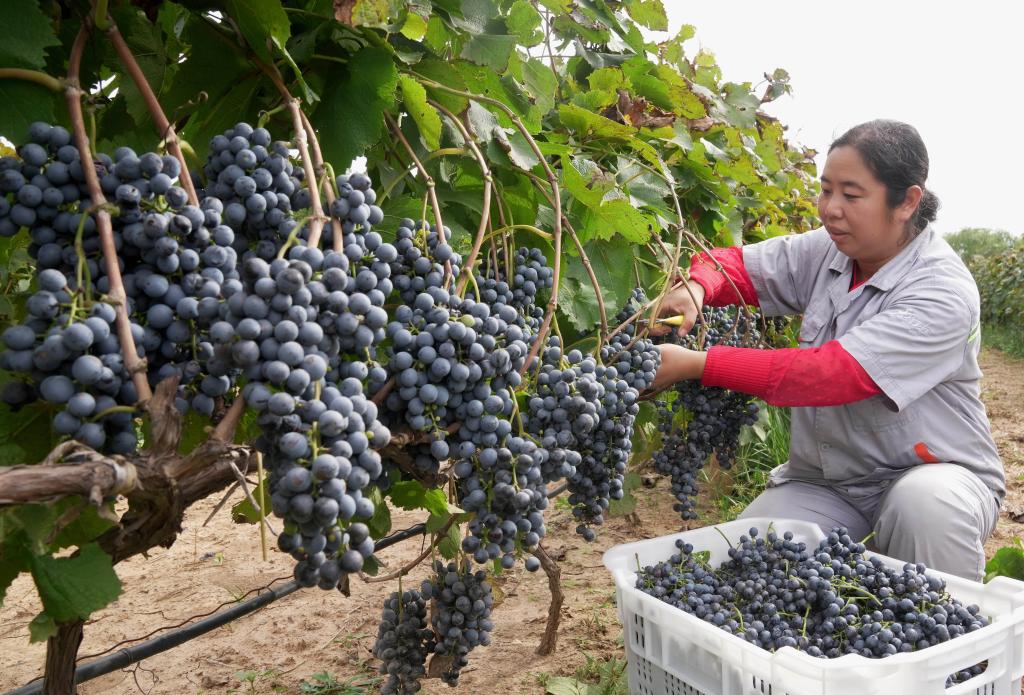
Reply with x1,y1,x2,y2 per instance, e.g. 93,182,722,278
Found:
916,188,940,228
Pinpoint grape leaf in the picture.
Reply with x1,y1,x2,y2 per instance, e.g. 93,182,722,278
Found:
30,543,122,623
362,554,380,576
161,16,252,119
557,239,637,332
398,75,442,151
558,103,635,141
28,613,57,643
314,47,399,173
111,8,171,128
0,82,57,145
0,0,61,69
388,480,449,518
349,0,407,29
224,0,291,64
0,402,57,467
521,58,558,117
51,503,117,550
177,410,213,455
607,472,642,517
985,542,1024,582
438,524,461,559
0,527,32,604
507,1,544,46
231,479,269,525
625,0,668,31
180,78,261,164
365,486,392,539
461,33,518,73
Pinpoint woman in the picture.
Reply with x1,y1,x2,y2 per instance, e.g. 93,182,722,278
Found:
651,120,1003,581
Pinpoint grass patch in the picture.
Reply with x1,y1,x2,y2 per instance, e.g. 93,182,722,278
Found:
982,322,1024,360
713,404,791,521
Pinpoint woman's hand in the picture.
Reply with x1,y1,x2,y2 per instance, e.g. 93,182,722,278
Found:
648,280,706,338
648,344,708,393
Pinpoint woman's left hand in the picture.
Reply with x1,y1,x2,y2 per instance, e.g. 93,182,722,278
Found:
649,344,708,393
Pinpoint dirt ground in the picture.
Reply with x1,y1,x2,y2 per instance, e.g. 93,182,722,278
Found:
1,346,1023,695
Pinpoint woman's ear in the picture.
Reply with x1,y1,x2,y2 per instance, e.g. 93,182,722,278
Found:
898,185,924,223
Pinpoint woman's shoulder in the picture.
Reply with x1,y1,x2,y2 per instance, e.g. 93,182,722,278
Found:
895,228,980,308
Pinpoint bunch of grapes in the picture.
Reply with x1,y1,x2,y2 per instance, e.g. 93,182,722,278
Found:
637,525,988,683
652,306,762,520
0,122,240,450
379,225,555,568
372,586,436,694
423,559,494,686
522,290,660,539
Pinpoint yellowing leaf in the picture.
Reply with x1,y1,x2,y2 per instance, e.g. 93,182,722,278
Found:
399,75,442,150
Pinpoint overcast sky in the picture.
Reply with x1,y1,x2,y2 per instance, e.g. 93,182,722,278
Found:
657,2,1024,237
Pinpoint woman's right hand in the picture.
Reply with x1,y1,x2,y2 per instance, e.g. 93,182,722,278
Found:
648,280,706,338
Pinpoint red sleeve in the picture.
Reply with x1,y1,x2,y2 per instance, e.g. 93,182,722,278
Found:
700,340,882,407
687,247,759,307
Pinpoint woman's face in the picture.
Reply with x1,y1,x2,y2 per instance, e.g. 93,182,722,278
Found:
817,146,921,268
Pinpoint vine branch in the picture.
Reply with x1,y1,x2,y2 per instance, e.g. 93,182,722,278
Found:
298,110,344,252
428,99,493,298
383,112,452,287
0,68,64,92
535,543,563,656
66,22,153,405
523,172,608,349
406,77,563,377
104,19,199,207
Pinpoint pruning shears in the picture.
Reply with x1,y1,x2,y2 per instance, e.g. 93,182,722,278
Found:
637,314,687,327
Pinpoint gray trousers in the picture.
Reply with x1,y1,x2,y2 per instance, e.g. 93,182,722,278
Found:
739,463,1000,581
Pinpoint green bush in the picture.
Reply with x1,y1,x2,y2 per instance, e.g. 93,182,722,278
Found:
945,227,1017,261
968,242,1024,357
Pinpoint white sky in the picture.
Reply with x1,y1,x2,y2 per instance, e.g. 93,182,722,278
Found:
658,1,1024,237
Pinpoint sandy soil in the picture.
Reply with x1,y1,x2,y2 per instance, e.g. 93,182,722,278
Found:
1,346,1023,695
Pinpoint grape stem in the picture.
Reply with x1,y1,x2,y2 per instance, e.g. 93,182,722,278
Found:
427,99,493,298
378,147,468,203
285,98,328,248
407,75,563,367
360,513,459,583
383,112,454,287
297,110,343,252
0,68,64,92
66,21,153,405
93,0,110,30
103,18,199,207
483,223,552,241
411,80,565,380
276,212,314,259
522,172,609,351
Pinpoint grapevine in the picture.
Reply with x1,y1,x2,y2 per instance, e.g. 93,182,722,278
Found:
0,1,821,691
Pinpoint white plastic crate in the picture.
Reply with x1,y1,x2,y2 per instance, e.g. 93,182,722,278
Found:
602,517,1024,695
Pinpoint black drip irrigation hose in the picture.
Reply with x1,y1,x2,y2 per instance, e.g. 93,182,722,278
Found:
5,521,428,695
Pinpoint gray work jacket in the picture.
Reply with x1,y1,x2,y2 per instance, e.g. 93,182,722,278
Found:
743,226,1004,506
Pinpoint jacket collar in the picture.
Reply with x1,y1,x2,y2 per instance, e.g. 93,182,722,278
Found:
827,226,932,292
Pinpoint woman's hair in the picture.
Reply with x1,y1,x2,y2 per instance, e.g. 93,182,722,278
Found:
829,119,940,238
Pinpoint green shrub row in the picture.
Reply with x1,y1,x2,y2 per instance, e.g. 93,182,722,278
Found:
968,245,1024,355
